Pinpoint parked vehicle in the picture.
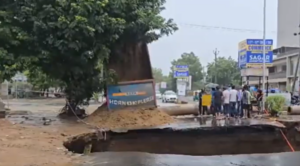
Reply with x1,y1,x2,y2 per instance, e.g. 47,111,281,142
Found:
155,91,162,99
162,91,178,103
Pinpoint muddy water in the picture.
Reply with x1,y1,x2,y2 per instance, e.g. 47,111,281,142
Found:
79,152,300,166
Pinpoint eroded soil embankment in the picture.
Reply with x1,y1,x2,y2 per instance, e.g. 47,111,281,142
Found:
64,126,296,155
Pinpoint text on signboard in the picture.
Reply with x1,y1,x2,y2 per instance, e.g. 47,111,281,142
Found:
249,54,270,60
247,45,272,51
109,96,154,106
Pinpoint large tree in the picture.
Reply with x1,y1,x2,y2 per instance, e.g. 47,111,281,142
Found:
169,52,203,91
0,0,177,115
206,56,240,85
170,52,203,82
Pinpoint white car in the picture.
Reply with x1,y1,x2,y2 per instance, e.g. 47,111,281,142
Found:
155,91,162,99
162,91,178,103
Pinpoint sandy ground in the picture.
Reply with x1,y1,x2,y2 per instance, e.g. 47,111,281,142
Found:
0,98,180,166
0,98,98,166
0,98,197,166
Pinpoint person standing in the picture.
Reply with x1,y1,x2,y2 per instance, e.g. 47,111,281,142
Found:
237,87,243,117
211,88,216,116
257,89,263,114
242,85,251,118
213,86,223,117
229,85,238,117
198,90,203,115
198,89,208,115
222,87,230,117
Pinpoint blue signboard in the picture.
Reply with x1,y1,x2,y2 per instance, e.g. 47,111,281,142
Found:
238,39,273,68
246,39,273,45
173,71,189,78
107,82,156,110
246,51,273,63
238,51,247,68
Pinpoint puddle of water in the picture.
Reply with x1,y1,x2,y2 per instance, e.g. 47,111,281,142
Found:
79,152,300,166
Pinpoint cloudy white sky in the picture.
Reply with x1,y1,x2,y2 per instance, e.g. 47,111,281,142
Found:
148,0,277,75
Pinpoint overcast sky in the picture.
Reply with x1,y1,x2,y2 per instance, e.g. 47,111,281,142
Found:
148,0,277,75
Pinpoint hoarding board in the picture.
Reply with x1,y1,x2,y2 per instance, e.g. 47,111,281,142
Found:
173,71,189,78
173,65,188,71
173,65,189,78
107,81,156,110
238,39,273,68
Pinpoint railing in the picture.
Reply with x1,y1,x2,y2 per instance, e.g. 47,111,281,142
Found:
269,71,286,79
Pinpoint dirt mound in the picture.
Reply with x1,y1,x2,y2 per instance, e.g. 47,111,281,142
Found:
86,107,175,130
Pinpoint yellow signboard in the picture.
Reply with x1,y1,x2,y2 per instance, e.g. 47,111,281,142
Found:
246,63,273,68
202,94,212,106
238,40,247,50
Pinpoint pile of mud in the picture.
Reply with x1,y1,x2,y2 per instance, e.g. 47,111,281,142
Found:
86,107,175,130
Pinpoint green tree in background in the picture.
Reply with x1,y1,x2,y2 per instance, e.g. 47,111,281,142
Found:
24,69,63,92
152,67,168,82
170,52,203,82
206,56,240,85
170,52,204,91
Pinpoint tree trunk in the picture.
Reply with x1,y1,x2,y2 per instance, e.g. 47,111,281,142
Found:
59,99,86,118
109,42,153,81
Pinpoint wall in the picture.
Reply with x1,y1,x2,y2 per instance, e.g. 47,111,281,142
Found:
277,0,300,48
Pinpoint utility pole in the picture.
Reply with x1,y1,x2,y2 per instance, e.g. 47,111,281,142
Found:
291,25,300,97
262,0,266,112
213,48,219,84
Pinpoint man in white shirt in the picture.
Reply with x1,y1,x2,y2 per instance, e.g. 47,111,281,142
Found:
229,85,238,117
222,87,230,117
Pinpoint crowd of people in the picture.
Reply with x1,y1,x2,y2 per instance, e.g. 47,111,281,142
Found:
198,85,263,119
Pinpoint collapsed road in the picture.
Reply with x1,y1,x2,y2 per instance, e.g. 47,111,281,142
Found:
3,99,300,166
63,117,299,156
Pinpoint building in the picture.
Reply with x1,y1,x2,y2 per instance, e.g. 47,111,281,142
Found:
249,47,299,92
277,0,300,48
247,0,300,91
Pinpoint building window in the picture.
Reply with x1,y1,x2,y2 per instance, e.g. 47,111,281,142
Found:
282,65,287,71
269,67,275,73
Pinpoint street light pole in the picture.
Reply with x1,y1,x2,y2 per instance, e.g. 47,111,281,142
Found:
262,0,266,112
213,48,219,84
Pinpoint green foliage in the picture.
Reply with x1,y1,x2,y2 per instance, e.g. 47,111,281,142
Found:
265,95,286,112
1,0,177,106
24,69,63,90
92,92,100,102
152,67,168,82
0,2,28,81
170,52,203,81
192,81,205,90
207,56,240,85
169,52,203,91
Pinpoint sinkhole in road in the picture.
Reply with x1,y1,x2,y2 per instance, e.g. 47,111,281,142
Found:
63,126,297,156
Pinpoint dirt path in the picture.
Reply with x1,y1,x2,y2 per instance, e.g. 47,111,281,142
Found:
0,119,95,166
0,98,100,166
